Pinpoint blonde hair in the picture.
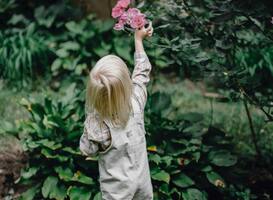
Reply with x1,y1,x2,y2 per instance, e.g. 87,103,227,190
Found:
86,55,133,128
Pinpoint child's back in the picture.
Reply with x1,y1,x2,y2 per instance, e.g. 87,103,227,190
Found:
80,25,154,200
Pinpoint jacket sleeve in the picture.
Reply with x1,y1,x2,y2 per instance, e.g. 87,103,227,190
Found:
131,51,152,111
79,113,112,157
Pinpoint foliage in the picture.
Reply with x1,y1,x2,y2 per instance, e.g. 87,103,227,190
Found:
16,83,253,200
144,0,273,122
0,24,50,86
18,84,98,200
0,0,272,199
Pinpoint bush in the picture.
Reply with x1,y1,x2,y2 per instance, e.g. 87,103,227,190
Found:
16,83,253,200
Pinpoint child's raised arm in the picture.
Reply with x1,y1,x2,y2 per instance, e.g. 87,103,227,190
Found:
132,23,154,111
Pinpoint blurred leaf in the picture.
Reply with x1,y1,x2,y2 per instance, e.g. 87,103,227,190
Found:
208,150,237,167
182,188,207,200
172,173,195,188
67,186,92,200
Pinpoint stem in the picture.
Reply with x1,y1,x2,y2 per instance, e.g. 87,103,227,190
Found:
243,98,262,160
209,99,214,126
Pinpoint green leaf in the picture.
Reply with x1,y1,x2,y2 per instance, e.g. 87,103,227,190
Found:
172,173,195,188
51,184,67,200
54,166,73,181
149,154,161,165
206,171,225,188
37,139,62,150
42,176,58,198
65,21,84,34
56,49,69,58
93,192,102,200
151,169,170,184
21,167,39,179
19,185,40,200
60,41,80,51
51,59,62,72
62,147,81,155
159,183,169,195
67,186,92,200
208,150,237,167
72,171,94,185
182,188,207,200
42,176,67,200
41,148,69,162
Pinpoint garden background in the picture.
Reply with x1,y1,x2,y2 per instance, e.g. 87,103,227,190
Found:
0,0,273,199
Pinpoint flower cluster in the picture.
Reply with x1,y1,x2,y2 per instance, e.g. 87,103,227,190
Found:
112,0,147,31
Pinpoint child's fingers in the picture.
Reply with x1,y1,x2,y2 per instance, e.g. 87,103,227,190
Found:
147,27,153,36
145,21,153,31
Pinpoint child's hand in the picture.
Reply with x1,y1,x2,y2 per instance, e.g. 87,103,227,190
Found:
135,22,154,41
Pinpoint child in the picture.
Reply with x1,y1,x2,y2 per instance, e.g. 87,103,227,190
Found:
79,23,154,200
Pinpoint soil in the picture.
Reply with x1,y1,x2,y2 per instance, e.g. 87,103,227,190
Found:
0,134,27,199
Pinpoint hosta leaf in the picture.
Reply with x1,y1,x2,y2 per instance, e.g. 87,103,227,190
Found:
62,147,81,155
42,176,58,198
51,59,62,72
208,150,237,167
159,183,169,195
21,167,39,179
172,173,195,188
151,169,170,184
41,148,69,162
50,184,67,200
161,156,172,167
54,166,73,181
19,184,40,200
60,41,80,51
72,171,94,185
206,171,225,188
36,139,62,150
149,154,161,165
67,186,92,200
93,192,102,200
182,188,207,200
42,176,67,199
42,115,59,128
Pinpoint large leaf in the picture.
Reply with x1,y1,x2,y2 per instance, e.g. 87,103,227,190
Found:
67,186,92,200
151,169,170,184
19,185,40,200
182,188,207,200
172,173,195,188
208,150,237,167
42,176,67,199
42,176,58,198
206,171,225,188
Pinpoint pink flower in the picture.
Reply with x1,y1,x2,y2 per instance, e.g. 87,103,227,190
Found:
119,12,128,24
113,21,125,30
112,6,125,18
130,13,147,29
271,17,273,24
117,0,130,9
127,8,140,17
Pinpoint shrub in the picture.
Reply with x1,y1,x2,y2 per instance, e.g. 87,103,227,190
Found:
16,83,251,200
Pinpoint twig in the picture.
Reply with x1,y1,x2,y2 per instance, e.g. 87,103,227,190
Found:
242,96,262,160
